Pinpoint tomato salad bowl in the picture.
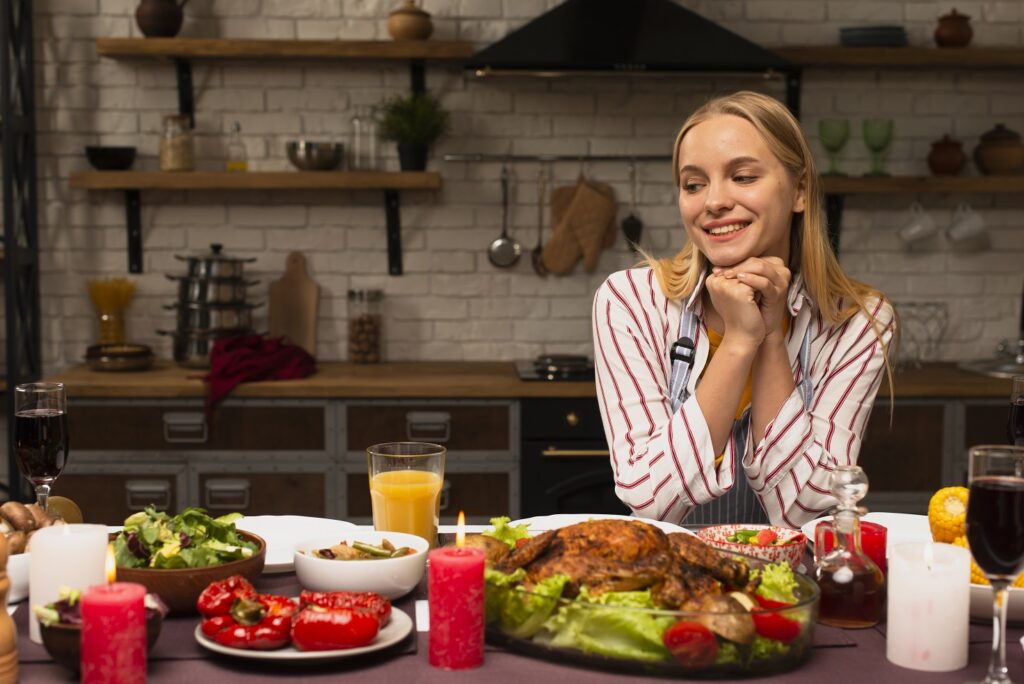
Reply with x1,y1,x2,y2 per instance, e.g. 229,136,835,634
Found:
695,525,807,570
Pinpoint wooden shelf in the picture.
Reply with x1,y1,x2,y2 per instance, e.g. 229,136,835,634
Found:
96,37,474,61
820,175,1024,194
69,170,442,192
776,46,1024,68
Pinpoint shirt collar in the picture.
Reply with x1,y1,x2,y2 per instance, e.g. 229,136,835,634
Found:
683,269,811,317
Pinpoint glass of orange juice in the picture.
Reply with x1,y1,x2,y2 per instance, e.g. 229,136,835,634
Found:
367,442,445,547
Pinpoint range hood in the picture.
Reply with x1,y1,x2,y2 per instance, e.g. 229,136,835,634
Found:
466,0,793,77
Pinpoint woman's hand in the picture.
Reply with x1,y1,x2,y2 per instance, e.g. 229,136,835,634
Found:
717,257,791,340
704,271,765,349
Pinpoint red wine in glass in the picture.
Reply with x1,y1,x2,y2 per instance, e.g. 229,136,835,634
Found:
1010,397,1024,446
14,408,69,486
966,476,1024,577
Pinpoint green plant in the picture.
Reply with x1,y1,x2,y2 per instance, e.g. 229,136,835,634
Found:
376,93,450,147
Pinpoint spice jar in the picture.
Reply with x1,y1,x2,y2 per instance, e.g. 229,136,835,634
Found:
348,289,383,363
160,113,194,171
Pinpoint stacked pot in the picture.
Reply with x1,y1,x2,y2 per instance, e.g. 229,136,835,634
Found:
159,244,259,368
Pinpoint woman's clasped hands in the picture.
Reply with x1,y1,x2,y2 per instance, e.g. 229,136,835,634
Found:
707,256,791,349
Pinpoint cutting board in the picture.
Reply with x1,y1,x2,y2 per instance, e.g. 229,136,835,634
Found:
268,252,320,356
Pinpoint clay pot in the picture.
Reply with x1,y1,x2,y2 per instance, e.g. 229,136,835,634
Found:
387,0,433,41
973,124,1024,175
934,8,972,48
927,135,967,175
135,0,190,38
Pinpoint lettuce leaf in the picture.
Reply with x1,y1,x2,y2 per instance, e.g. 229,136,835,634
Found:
751,562,799,604
484,568,569,639
482,516,531,549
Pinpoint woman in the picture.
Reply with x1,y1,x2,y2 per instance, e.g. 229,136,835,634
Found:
593,91,895,528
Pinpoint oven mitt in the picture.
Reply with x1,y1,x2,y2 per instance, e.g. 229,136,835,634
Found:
565,179,616,272
541,183,584,275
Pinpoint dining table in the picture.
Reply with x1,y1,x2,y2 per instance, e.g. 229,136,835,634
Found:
12,527,1024,683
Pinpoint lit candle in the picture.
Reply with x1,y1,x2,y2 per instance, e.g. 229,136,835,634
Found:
28,523,108,643
428,511,485,670
80,546,147,684
886,541,970,672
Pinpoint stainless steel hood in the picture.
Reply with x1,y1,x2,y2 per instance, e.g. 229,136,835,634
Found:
465,0,793,77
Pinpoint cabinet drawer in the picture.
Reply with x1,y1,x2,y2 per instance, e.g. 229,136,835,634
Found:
859,404,944,492
54,467,186,526
522,398,604,441
71,404,325,452
964,402,1011,449
346,472,510,521
346,403,510,452
196,471,327,517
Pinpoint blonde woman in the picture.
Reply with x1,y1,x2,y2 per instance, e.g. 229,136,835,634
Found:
593,91,895,528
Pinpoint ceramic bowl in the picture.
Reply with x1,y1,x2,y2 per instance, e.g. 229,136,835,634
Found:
113,531,266,614
7,552,29,603
293,530,428,599
695,524,806,569
40,609,162,673
85,145,136,170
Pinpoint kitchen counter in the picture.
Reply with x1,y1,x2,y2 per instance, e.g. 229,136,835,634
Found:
45,361,1010,399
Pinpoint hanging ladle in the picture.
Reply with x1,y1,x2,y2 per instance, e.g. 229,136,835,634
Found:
530,164,548,276
621,160,643,252
488,164,521,268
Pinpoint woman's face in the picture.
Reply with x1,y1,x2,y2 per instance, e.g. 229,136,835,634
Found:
676,114,805,268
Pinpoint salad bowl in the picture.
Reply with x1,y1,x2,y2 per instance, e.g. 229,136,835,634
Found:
696,524,806,570
293,530,428,599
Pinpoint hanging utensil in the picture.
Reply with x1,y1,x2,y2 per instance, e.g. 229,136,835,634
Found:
621,161,643,252
531,164,548,276
488,164,521,268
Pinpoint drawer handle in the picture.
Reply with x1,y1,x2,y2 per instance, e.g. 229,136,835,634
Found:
125,480,172,511
163,412,208,444
204,479,250,510
565,412,579,427
439,479,452,512
541,448,610,458
406,411,451,443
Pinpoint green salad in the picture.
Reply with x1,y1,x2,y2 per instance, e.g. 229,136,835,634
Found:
113,506,257,569
482,517,810,671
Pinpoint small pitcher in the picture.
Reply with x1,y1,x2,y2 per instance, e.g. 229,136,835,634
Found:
136,0,190,38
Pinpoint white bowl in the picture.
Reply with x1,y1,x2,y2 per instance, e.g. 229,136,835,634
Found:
970,584,1024,623
7,553,29,603
293,530,428,600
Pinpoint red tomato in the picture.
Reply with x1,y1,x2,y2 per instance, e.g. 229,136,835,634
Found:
662,621,718,668
291,606,380,651
755,529,779,546
751,595,802,643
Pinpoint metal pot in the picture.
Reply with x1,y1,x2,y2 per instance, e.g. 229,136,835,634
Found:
156,329,245,368
165,302,259,331
168,274,257,305
175,243,255,279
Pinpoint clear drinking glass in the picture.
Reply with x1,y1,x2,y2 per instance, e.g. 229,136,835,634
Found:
965,444,1024,684
367,442,445,547
818,118,850,176
13,383,69,513
1009,376,1023,446
863,118,894,177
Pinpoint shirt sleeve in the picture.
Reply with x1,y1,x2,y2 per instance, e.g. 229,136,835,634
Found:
592,271,744,524
744,297,896,529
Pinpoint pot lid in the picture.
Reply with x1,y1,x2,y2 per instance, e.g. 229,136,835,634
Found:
979,123,1021,144
175,243,257,264
938,8,970,21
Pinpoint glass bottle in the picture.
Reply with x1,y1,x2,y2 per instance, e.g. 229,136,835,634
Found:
160,114,194,171
347,289,383,363
225,121,247,172
814,465,886,628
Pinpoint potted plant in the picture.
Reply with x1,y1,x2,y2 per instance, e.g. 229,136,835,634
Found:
376,93,449,171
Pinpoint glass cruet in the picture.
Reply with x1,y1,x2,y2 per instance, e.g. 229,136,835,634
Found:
814,465,886,628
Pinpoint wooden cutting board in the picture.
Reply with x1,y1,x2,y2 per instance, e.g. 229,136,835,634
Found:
268,252,319,356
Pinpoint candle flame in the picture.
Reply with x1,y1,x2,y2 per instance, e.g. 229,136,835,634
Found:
923,541,934,572
456,511,466,548
105,544,117,584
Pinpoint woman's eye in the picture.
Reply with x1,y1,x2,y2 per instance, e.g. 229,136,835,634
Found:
682,181,704,193
733,175,758,184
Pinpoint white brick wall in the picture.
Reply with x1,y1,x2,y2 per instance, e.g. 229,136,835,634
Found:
17,0,1024,374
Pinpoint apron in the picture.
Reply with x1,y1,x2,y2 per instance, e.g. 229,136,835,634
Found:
668,308,813,525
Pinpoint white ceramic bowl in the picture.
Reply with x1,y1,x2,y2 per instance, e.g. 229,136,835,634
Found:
293,530,428,600
7,553,29,603
695,524,806,570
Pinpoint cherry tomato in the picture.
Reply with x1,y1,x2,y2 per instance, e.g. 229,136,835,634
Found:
755,529,779,546
662,620,718,668
751,595,802,643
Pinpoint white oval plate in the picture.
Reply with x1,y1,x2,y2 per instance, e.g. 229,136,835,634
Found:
236,516,356,574
194,607,412,661
970,585,1024,624
507,513,696,537
800,512,930,555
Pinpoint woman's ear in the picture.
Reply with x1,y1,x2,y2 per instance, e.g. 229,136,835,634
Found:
791,174,807,213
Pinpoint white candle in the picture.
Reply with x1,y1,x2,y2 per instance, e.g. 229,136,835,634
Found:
886,541,970,672
28,524,108,643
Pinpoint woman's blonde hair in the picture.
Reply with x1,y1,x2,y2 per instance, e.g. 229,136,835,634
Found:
648,90,894,394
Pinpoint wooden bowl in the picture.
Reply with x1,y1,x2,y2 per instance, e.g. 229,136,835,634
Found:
113,531,266,614
40,609,162,673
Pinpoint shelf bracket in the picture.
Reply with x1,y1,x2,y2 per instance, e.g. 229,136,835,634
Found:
825,193,844,256
410,59,425,95
125,189,143,273
174,58,195,128
384,189,403,275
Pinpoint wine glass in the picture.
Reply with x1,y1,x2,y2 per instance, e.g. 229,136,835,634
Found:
862,118,893,177
818,118,850,175
13,383,69,513
965,444,1024,684
1009,376,1023,446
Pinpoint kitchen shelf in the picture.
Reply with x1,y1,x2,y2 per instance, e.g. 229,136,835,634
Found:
96,37,475,61
820,176,1024,194
70,171,442,274
775,46,1024,68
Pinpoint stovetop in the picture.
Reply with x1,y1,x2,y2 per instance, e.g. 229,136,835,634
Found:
516,354,595,382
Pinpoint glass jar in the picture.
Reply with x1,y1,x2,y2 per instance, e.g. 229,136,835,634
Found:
350,106,379,170
348,289,383,363
160,113,194,171
225,121,247,172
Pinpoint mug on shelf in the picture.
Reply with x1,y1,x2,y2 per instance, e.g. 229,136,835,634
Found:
898,202,938,247
946,202,990,250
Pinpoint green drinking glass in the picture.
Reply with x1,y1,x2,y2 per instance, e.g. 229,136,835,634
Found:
818,118,850,176
863,118,894,177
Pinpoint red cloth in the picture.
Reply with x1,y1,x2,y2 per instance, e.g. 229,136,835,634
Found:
203,335,316,411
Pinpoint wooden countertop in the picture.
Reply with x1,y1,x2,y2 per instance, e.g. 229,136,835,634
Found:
45,361,1010,400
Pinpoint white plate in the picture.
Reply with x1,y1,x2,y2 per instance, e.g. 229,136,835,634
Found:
194,607,413,661
970,585,1024,624
800,512,931,555
507,514,696,537
236,516,356,574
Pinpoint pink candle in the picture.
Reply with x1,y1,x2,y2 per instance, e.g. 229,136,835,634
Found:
428,546,485,669
80,582,147,684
